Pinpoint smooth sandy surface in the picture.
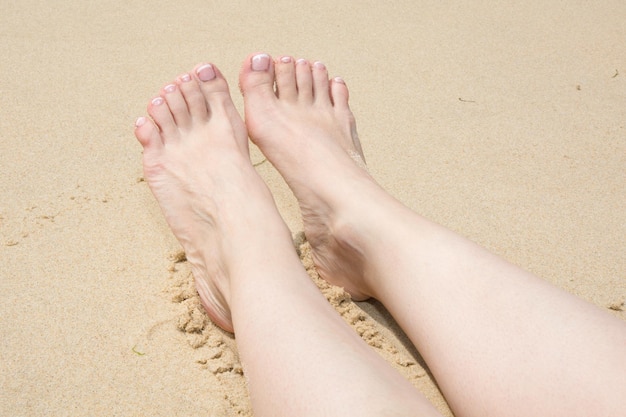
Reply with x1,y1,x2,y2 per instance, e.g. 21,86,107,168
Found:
1,1,625,415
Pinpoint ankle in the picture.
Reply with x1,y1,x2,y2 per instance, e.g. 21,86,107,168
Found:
307,183,408,301
323,197,415,303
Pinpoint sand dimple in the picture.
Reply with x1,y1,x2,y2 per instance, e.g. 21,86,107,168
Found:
164,232,426,414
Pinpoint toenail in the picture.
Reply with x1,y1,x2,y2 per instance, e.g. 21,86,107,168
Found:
164,84,176,93
251,54,271,71
296,58,308,65
135,116,147,127
333,76,345,84
313,61,326,70
280,56,292,63
151,97,164,106
196,64,216,82
180,73,192,82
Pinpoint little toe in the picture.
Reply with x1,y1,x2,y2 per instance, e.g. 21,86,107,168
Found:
295,59,314,103
147,96,180,140
134,116,163,152
330,77,350,109
239,53,277,101
162,83,191,128
312,61,331,105
178,71,208,121
275,56,297,101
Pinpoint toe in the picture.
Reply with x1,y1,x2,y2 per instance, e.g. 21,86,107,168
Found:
275,56,297,101
330,77,350,109
193,63,232,111
162,83,191,129
312,61,331,105
193,62,249,150
239,52,277,101
178,71,208,121
134,116,163,152
147,96,179,140
295,59,313,103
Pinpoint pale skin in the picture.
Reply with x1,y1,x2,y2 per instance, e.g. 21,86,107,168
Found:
134,53,626,417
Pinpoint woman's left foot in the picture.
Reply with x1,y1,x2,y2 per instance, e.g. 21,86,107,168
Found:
134,62,292,332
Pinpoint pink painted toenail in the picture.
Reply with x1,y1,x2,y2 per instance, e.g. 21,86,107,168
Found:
280,56,292,63
151,97,164,106
313,61,326,70
251,54,270,71
135,116,147,127
196,64,216,81
180,73,192,82
333,77,345,84
164,84,176,93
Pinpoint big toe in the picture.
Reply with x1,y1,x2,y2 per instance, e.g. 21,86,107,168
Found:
239,53,277,101
193,63,232,110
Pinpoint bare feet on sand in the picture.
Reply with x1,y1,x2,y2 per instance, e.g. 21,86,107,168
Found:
134,63,294,332
134,55,626,417
240,53,396,301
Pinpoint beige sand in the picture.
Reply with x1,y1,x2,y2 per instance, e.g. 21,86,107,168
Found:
1,1,624,415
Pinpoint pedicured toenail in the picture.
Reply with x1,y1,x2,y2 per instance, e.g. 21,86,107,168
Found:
296,58,308,65
313,61,326,70
180,73,192,82
164,84,176,93
135,116,147,127
196,64,216,82
251,54,270,71
151,97,164,106
280,56,292,63
333,77,345,84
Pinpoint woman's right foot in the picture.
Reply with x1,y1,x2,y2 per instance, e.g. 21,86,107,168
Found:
239,53,400,300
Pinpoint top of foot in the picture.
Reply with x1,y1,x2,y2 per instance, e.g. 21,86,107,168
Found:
134,62,287,332
239,53,389,300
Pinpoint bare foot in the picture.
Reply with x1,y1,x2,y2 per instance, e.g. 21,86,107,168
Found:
239,53,394,300
135,63,290,332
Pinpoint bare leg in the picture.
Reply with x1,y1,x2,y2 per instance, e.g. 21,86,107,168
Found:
134,62,440,416
240,53,626,417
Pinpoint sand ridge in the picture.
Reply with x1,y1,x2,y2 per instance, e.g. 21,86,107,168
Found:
166,250,250,415
158,233,446,415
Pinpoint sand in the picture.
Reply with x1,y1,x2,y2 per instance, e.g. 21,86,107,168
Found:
1,1,625,415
